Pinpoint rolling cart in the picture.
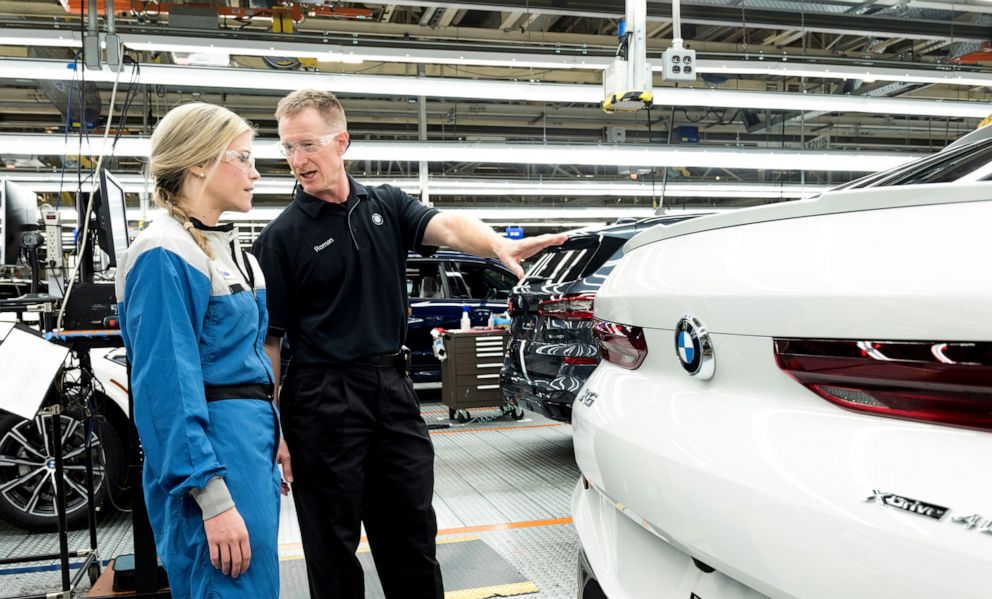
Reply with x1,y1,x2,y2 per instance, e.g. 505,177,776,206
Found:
440,329,523,423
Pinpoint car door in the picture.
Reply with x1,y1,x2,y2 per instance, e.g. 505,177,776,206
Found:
444,259,516,326
406,258,448,381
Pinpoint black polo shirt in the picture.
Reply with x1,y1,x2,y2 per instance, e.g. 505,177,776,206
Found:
252,174,438,365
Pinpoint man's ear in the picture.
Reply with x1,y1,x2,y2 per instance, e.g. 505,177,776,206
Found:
338,131,351,154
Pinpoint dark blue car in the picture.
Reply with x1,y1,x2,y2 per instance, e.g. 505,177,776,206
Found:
405,250,518,383
277,251,516,383
500,215,706,422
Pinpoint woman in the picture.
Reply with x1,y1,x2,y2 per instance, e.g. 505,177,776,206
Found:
115,102,279,598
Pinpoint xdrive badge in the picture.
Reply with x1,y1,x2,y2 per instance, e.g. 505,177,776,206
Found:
674,314,714,380
865,490,948,521
865,490,992,537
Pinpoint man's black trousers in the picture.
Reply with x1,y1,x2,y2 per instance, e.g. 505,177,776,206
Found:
281,361,444,599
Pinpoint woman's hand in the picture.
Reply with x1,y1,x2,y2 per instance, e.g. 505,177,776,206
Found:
204,507,251,578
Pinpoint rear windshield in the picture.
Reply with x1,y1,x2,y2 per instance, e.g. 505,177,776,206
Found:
836,137,992,190
525,235,626,285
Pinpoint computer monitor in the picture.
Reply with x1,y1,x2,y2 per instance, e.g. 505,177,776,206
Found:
92,169,130,267
1,179,41,266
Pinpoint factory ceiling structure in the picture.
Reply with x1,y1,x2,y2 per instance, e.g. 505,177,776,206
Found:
0,0,991,223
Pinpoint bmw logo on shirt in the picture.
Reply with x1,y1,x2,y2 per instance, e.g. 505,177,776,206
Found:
674,314,715,379
372,213,384,226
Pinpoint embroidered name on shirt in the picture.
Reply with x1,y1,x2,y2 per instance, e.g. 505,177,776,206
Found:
314,237,335,252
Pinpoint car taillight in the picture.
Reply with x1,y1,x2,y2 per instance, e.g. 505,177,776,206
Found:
539,294,595,320
593,320,648,370
564,356,599,366
775,338,992,431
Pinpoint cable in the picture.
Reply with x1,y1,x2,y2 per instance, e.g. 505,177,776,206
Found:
56,48,128,331
82,364,132,514
106,60,141,157
740,1,749,55
86,59,139,277
76,2,85,223
646,106,657,209
681,107,728,124
56,352,134,514
55,59,79,210
658,97,678,211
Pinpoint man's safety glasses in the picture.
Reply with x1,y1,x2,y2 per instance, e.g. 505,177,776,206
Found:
278,132,344,157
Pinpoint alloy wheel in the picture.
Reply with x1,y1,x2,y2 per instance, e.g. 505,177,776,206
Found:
0,414,106,520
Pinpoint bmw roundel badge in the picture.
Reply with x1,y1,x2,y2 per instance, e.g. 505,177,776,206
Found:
674,314,715,379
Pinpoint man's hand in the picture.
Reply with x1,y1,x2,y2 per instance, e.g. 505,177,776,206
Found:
495,233,568,279
277,438,293,495
204,507,251,578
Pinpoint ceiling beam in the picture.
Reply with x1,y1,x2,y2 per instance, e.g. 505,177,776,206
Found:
521,12,543,32
438,8,461,28
499,11,523,30
419,6,438,26
5,58,989,118
354,1,992,42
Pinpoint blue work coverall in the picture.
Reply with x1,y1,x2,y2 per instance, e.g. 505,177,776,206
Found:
115,216,280,598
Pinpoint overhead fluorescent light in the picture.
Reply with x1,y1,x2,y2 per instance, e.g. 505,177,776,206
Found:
426,179,825,198
646,86,989,119
7,172,825,198
0,57,987,118
697,58,992,88
0,58,593,104
171,52,231,67
0,29,83,48
323,142,909,172
0,133,915,172
53,205,711,227
119,33,600,69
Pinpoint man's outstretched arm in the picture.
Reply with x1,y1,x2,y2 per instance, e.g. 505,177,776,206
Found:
422,212,567,279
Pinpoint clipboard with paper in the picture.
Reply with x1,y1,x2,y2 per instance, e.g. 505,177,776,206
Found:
0,323,69,420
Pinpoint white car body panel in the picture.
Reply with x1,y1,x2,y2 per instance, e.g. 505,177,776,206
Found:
600,184,992,341
90,347,130,411
572,477,765,599
572,183,992,598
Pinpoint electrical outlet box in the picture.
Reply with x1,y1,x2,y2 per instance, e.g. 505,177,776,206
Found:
83,34,102,70
105,33,123,72
662,47,697,82
41,205,63,272
604,126,626,143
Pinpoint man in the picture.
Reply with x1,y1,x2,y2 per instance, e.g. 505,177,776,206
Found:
252,89,565,599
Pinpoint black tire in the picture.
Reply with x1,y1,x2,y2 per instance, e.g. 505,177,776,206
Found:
511,407,525,421
456,410,471,423
87,561,101,585
0,411,125,532
448,408,457,421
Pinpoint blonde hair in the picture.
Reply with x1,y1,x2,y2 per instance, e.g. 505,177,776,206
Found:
275,89,347,131
148,102,253,258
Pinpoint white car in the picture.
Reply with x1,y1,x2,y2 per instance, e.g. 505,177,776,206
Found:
0,343,130,530
571,135,992,598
